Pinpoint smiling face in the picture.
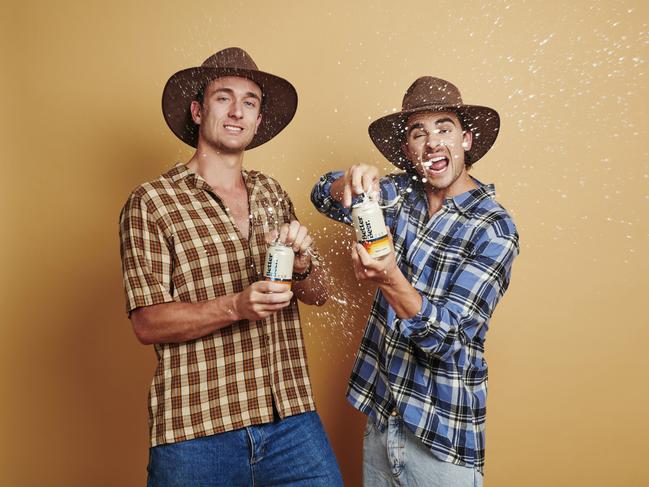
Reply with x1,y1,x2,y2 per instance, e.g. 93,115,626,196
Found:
190,76,263,154
401,111,474,197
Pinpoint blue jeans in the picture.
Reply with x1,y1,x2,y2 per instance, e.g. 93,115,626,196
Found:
363,415,483,487
148,411,343,486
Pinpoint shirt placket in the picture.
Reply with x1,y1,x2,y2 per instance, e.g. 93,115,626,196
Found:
241,173,280,418
192,172,275,420
191,173,259,285
248,180,290,417
409,202,459,286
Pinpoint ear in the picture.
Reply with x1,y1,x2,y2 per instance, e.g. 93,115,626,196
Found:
254,113,262,134
400,141,414,164
190,100,202,125
462,130,473,151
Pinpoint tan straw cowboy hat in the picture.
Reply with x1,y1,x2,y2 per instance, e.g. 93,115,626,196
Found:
162,47,297,149
368,76,500,169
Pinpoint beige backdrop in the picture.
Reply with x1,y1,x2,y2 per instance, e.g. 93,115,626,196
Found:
2,1,648,486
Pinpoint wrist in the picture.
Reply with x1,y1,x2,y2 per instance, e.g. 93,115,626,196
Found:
227,293,242,321
292,260,313,282
293,260,310,274
378,260,400,287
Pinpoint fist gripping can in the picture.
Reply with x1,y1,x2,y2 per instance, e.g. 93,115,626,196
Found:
263,241,294,287
351,196,391,259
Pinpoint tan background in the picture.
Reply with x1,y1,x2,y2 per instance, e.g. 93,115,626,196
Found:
2,0,648,485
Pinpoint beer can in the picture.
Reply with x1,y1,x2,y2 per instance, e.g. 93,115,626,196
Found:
351,196,391,258
263,241,294,286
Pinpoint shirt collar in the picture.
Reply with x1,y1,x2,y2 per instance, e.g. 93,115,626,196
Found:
407,175,496,215
446,177,496,215
163,163,256,193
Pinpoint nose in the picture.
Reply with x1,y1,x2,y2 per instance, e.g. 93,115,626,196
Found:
228,100,243,119
425,134,446,151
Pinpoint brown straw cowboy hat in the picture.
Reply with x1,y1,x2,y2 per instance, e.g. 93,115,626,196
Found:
368,76,500,169
162,47,297,149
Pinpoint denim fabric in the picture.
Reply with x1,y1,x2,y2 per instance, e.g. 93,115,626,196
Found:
363,415,483,487
147,411,342,487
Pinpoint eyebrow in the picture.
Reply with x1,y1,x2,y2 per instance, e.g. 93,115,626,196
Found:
406,117,458,136
213,87,262,102
434,117,457,126
406,122,425,135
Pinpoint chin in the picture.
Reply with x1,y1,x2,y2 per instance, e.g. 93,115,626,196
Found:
216,142,249,153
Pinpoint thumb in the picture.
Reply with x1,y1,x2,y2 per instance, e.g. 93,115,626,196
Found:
266,229,279,245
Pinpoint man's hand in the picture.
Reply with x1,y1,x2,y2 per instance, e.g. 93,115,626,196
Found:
350,227,399,285
350,228,423,319
267,221,313,274
233,281,293,321
335,164,380,207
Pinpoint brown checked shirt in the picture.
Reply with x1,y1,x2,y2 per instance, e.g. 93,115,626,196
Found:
119,163,316,447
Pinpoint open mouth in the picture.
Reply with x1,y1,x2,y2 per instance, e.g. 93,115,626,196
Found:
422,156,449,174
224,124,244,133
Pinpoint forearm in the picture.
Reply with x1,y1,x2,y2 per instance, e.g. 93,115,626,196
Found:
292,263,328,306
378,267,423,319
375,270,463,359
329,176,345,204
130,294,240,345
310,171,352,224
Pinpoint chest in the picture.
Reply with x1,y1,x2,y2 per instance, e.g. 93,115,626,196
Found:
393,204,479,295
160,186,292,300
214,187,250,238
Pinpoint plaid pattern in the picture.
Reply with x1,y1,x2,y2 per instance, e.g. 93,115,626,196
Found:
119,163,315,447
311,171,519,473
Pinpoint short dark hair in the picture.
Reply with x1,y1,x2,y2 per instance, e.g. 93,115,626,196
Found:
194,81,208,105
457,113,474,170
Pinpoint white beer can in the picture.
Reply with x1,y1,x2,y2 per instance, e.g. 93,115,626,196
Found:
263,241,294,287
351,196,391,259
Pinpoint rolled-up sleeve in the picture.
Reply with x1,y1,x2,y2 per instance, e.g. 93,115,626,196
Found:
310,171,353,225
396,232,519,361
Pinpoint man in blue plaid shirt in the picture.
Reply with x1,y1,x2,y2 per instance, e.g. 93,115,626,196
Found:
311,77,519,486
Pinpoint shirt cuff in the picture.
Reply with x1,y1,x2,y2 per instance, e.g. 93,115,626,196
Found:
311,171,352,225
397,294,435,339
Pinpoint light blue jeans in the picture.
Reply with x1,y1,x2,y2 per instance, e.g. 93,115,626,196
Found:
147,411,343,486
363,414,484,487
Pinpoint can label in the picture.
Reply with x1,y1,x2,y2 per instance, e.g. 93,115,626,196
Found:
263,242,294,286
352,199,391,258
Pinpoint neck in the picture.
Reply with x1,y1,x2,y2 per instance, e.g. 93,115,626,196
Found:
424,172,477,213
186,141,245,190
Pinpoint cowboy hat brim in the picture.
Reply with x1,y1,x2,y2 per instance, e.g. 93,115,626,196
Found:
162,66,298,149
368,104,500,170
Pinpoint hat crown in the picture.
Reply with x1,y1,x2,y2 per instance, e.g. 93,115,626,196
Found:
402,76,463,110
201,47,258,71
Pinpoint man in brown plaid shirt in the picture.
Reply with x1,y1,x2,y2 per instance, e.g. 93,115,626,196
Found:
119,48,343,486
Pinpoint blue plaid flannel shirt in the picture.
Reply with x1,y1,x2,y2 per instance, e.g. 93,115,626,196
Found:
311,171,519,472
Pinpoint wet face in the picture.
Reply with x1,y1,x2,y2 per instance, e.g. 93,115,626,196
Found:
401,111,473,196
190,76,263,153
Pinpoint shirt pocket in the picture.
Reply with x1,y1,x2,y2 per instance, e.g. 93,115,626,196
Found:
170,229,240,299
